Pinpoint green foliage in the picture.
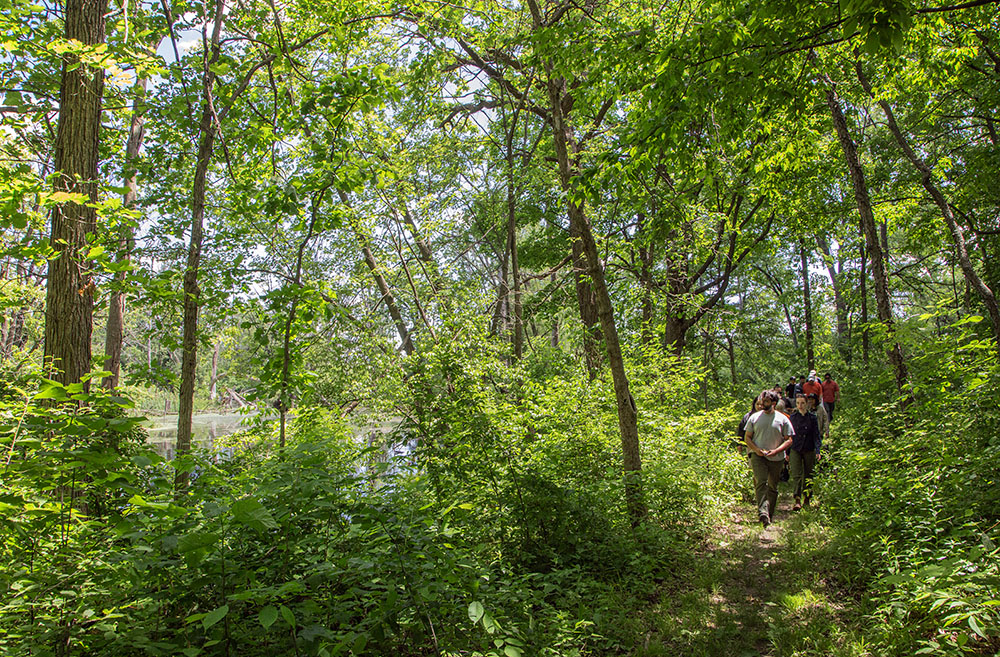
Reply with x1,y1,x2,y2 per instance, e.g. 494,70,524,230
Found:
820,323,1000,656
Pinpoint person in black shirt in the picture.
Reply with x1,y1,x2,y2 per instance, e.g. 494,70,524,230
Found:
787,394,820,511
785,377,797,404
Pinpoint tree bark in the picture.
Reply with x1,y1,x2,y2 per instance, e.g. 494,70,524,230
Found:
637,213,656,349
176,0,226,491
571,217,603,377
859,236,870,365
544,71,645,523
815,233,849,359
855,63,1000,343
341,192,415,356
821,71,911,402
103,77,147,389
209,340,220,402
800,239,814,371
505,119,523,359
44,0,108,387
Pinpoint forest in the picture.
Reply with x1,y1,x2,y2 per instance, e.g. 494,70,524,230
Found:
1,0,999,654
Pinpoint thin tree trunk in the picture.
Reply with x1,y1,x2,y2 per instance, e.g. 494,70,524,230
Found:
815,233,848,358
859,237,870,364
44,0,108,387
277,191,324,449
176,0,226,491
726,334,736,393
550,272,559,348
505,117,523,359
821,71,911,402
571,218,603,377
103,77,147,389
800,239,814,371
209,340,220,401
856,63,1000,343
490,244,509,337
637,213,655,348
340,192,415,356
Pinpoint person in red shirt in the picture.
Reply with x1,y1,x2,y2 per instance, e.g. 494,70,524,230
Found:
802,371,823,398
822,372,841,421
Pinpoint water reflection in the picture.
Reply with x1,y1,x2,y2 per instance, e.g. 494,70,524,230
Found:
144,413,250,459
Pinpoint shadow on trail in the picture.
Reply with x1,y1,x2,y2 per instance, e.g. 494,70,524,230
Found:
642,495,858,657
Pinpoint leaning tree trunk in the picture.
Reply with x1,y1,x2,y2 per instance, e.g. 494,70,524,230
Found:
103,77,147,389
44,0,108,387
176,0,225,491
800,239,814,371
340,192,415,356
822,71,911,403
545,72,645,523
855,63,1000,343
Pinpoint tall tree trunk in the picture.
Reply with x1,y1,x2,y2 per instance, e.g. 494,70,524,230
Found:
543,70,645,523
209,340,220,402
859,237,870,365
277,191,323,450
103,77,147,389
506,151,523,359
726,334,736,393
822,71,911,402
176,0,226,491
550,272,559,348
44,0,108,387
570,219,603,377
815,233,848,359
637,213,656,349
490,244,509,337
856,64,1000,343
800,239,814,371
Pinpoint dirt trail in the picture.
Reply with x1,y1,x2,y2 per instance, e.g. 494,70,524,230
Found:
643,494,857,656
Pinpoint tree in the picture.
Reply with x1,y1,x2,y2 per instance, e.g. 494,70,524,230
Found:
43,0,109,387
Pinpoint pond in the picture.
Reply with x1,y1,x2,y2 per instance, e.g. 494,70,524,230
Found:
144,413,253,459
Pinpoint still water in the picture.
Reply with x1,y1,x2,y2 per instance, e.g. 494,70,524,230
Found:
144,413,251,459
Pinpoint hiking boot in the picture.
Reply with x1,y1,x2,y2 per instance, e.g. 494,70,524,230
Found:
792,500,802,511
759,515,770,528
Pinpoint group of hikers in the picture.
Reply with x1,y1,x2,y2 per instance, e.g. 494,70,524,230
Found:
737,371,842,527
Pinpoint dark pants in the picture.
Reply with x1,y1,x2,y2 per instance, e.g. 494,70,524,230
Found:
750,454,784,521
789,449,816,502
824,401,835,421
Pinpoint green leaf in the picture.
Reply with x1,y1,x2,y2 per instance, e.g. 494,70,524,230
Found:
202,605,229,629
259,605,278,629
231,497,278,533
968,616,986,638
468,600,484,624
35,383,68,400
280,604,295,627
178,531,220,553
504,646,523,657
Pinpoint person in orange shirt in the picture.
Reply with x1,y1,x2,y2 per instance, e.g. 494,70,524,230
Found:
822,372,841,421
802,370,823,398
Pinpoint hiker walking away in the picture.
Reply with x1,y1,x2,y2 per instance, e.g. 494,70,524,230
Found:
822,372,840,422
744,389,794,527
788,394,820,510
